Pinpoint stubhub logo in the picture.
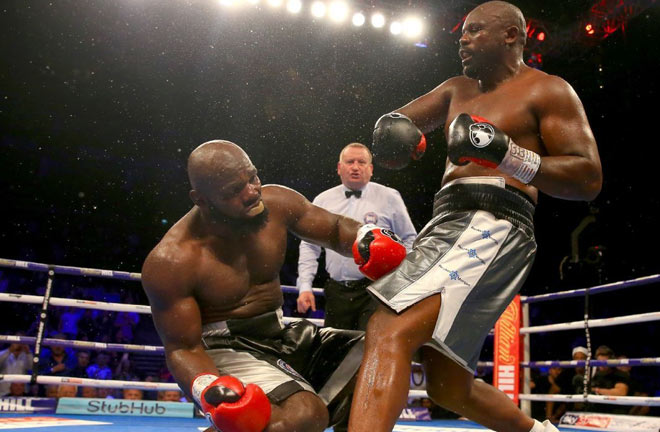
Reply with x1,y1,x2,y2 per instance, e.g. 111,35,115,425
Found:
87,400,167,415
56,398,194,418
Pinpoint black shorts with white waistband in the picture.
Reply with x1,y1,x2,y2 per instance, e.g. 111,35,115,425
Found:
201,308,363,421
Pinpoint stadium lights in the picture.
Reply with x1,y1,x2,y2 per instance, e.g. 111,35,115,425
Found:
402,16,423,38
286,0,302,13
328,1,349,23
352,12,365,27
311,1,326,18
389,21,402,35
214,1,425,45
371,12,385,28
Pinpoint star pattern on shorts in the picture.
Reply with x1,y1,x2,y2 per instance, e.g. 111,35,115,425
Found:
458,244,486,265
438,263,470,287
470,226,499,245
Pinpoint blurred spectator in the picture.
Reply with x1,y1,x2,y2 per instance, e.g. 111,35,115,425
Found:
77,309,98,341
143,374,159,401
617,354,650,416
28,383,41,397
571,346,589,395
157,364,173,383
70,351,91,378
419,397,459,420
114,353,138,381
123,388,144,400
80,386,98,398
97,387,117,399
0,337,33,396
572,346,589,377
113,294,140,342
591,345,629,414
86,352,112,380
41,334,75,376
158,390,183,402
58,307,83,339
93,312,115,343
57,384,78,398
538,366,573,423
45,384,59,398
7,383,28,397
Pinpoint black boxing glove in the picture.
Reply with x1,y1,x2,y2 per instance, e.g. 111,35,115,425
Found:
372,113,427,170
447,113,541,184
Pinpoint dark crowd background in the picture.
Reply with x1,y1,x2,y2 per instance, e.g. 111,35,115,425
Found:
1,0,659,403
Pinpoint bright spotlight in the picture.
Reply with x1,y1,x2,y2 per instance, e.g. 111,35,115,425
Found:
371,12,385,28
267,0,283,7
352,12,365,27
247,0,260,4
219,0,236,5
311,1,326,18
403,17,423,38
286,0,302,13
390,21,402,35
328,1,349,23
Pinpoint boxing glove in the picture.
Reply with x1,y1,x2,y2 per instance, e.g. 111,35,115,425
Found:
447,113,541,184
352,224,407,281
192,373,271,432
372,113,427,170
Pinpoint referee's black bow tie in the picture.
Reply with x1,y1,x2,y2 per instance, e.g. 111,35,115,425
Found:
345,190,362,199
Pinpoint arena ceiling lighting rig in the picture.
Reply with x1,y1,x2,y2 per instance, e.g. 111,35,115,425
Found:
218,0,426,43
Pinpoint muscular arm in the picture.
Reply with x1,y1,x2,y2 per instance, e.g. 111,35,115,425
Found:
141,251,218,401
396,79,454,134
273,186,361,257
531,76,603,200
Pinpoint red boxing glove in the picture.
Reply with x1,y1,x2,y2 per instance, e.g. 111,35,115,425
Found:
352,224,406,281
192,374,271,432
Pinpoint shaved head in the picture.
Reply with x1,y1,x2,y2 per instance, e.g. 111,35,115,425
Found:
471,1,527,47
187,140,267,231
187,140,252,196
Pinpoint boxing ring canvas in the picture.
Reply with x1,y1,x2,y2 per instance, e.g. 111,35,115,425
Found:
0,414,594,431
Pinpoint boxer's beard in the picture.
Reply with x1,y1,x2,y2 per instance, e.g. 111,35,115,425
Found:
208,205,269,234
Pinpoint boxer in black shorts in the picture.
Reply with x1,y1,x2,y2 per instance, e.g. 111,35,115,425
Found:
348,2,602,432
141,140,404,432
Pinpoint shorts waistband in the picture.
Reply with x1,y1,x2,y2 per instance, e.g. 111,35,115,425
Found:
201,308,285,340
433,181,535,235
327,278,370,290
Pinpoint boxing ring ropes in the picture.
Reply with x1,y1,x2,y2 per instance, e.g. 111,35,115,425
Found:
1,257,660,418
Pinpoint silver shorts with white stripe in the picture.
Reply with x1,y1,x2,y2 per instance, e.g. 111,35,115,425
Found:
368,180,536,373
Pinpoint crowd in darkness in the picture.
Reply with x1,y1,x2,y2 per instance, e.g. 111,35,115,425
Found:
0,269,183,401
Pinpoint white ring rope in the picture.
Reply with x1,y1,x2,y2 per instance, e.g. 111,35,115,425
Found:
521,274,660,304
407,390,660,407
0,292,152,314
520,311,660,334
519,393,660,407
7,291,658,336
0,335,164,354
0,292,324,326
0,374,180,391
522,358,660,368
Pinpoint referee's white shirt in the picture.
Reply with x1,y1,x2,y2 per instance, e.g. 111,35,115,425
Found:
296,182,417,293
